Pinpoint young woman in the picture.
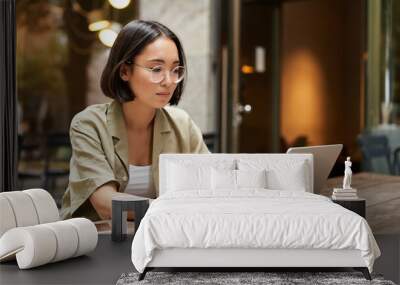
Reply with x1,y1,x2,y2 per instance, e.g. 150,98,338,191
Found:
61,20,209,221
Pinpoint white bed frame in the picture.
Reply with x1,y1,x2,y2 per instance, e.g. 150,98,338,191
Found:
138,154,371,280
148,249,365,268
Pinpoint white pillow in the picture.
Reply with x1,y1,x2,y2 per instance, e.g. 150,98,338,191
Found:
237,169,267,188
266,164,307,191
211,169,267,190
167,162,212,191
238,159,309,191
211,168,236,190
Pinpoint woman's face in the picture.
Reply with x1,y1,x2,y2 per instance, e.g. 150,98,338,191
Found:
120,36,181,109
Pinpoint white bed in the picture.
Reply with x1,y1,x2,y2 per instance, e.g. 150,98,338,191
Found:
131,154,380,280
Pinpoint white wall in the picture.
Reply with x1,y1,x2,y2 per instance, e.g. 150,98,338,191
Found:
139,0,216,133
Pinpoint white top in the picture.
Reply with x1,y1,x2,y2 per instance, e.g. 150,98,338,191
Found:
125,165,155,198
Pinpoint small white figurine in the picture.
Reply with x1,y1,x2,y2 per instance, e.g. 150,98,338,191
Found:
343,157,352,189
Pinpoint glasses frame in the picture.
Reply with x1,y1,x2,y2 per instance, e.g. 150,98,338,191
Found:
125,60,185,84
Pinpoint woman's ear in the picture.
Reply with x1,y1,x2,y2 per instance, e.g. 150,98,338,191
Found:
119,63,131,81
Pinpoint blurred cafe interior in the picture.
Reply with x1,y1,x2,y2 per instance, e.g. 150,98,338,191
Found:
1,0,400,238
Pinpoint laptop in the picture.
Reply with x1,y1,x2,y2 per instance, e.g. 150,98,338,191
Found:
286,144,343,193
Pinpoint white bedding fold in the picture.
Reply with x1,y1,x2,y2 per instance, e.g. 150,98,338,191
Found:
131,190,380,273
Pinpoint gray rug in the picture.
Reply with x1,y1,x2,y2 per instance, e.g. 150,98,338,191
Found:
116,271,396,285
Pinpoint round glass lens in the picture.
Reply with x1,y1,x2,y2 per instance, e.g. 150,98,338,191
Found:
150,66,185,83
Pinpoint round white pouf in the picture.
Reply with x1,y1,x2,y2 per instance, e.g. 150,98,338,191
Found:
0,226,57,269
23,189,59,224
42,221,79,262
0,219,98,269
0,192,39,227
0,196,17,237
66,218,98,257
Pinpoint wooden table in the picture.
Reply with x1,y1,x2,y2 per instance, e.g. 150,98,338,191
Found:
321,172,400,234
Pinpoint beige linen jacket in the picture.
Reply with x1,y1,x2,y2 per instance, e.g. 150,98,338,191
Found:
60,100,209,220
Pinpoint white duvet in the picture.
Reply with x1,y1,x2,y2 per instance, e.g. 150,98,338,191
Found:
131,190,380,273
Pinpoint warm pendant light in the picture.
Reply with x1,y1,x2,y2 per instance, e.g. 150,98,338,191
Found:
87,9,110,32
99,22,122,47
108,0,130,9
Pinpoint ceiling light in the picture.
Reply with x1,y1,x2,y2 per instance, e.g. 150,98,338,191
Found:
98,22,122,47
89,20,110,32
87,9,110,32
241,65,254,74
108,0,130,9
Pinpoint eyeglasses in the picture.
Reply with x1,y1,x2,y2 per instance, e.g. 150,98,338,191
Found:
125,60,185,84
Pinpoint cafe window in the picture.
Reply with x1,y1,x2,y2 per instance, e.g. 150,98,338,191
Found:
16,0,137,205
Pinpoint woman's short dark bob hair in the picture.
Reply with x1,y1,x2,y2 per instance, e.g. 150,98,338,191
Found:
100,20,186,105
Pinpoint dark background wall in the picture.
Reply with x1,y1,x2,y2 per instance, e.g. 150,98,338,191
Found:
239,1,277,153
